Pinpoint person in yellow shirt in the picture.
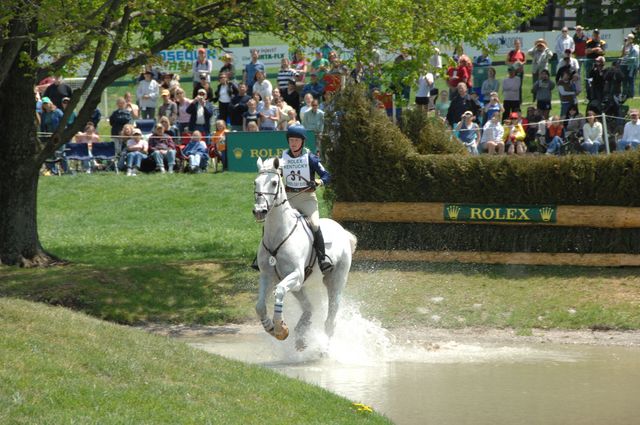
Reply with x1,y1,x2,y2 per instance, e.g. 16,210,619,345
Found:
503,112,526,155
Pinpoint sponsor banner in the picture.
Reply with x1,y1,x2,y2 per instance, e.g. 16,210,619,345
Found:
158,45,289,74
444,204,557,223
226,131,316,172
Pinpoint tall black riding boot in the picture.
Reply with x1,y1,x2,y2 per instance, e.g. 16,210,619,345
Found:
314,228,333,272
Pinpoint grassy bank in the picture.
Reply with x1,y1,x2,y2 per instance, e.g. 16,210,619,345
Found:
1,172,639,331
0,298,390,424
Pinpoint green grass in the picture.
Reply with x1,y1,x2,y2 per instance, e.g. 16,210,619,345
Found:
347,262,640,332
0,173,327,325
1,171,639,332
0,298,391,425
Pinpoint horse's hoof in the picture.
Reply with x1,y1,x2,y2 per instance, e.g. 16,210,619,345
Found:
275,321,289,340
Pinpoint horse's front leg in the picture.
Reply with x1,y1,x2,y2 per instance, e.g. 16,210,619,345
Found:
256,274,275,337
272,269,304,341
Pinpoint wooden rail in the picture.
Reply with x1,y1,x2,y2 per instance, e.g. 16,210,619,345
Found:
332,202,640,229
355,250,640,267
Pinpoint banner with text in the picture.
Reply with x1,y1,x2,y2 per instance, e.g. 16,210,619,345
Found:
158,45,289,75
227,131,316,172
444,204,557,223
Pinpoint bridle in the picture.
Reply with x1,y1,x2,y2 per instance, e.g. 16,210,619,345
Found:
254,170,287,214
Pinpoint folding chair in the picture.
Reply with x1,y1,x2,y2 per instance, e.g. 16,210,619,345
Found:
65,143,92,173
91,142,118,174
134,119,156,138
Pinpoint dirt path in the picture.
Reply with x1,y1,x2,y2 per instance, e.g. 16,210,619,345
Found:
141,323,640,347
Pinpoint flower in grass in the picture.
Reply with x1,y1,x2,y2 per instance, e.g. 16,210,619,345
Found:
352,402,373,413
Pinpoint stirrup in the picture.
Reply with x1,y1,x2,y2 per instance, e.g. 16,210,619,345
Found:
319,256,333,272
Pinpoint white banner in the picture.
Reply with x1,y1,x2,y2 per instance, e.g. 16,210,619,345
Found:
158,45,289,74
462,27,634,60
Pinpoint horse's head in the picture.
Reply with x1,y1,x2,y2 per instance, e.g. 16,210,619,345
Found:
253,157,285,222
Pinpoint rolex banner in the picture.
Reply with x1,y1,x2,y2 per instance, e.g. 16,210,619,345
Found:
226,131,316,172
444,204,557,223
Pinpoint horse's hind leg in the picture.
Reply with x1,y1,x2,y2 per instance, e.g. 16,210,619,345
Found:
292,288,313,351
324,265,349,339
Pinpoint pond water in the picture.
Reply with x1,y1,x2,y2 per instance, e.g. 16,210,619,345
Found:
176,302,640,425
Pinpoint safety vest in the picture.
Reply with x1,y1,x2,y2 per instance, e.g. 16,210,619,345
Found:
282,149,311,190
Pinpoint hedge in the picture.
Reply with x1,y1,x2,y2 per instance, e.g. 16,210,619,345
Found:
323,84,640,206
323,84,640,255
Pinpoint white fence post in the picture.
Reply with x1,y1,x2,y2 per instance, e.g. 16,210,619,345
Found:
602,113,610,154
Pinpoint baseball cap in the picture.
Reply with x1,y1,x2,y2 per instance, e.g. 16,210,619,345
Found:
509,112,519,119
593,28,600,34
132,128,142,135
62,97,70,102
41,97,51,104
197,89,207,95
161,89,170,96
461,111,474,118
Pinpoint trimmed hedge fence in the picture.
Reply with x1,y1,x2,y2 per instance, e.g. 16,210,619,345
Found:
323,84,640,263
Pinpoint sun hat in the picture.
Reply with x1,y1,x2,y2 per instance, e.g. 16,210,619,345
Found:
534,38,547,47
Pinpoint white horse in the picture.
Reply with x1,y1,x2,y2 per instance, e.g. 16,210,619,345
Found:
252,157,357,350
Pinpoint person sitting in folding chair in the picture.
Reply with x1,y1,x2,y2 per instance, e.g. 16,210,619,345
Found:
125,128,148,176
148,123,176,173
544,116,567,155
182,130,208,173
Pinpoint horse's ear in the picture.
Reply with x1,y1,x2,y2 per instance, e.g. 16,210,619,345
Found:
256,157,263,171
273,157,279,170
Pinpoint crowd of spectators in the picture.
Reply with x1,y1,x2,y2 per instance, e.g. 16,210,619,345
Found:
429,26,640,156
36,27,640,175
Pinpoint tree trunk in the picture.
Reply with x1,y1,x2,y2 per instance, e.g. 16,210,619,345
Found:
0,30,63,267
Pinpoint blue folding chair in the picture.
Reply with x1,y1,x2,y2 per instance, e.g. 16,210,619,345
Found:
91,141,118,174
134,119,156,136
65,143,92,173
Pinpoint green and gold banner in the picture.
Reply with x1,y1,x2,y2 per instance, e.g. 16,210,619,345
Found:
227,131,316,172
444,204,557,223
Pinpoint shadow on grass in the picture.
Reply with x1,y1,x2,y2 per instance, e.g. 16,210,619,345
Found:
46,240,256,267
352,259,640,280
0,260,259,325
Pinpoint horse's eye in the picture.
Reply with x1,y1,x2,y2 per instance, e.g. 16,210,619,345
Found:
271,181,277,187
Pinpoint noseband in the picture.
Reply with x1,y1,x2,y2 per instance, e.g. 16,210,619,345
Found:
254,170,287,213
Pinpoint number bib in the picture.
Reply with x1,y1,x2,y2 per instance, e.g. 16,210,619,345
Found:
282,150,311,190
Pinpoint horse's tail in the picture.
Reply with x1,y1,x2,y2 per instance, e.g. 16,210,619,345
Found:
346,231,358,254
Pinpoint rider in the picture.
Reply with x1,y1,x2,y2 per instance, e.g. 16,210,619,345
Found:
282,125,332,272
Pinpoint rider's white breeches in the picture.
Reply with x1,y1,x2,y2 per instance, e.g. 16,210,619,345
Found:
289,191,320,232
